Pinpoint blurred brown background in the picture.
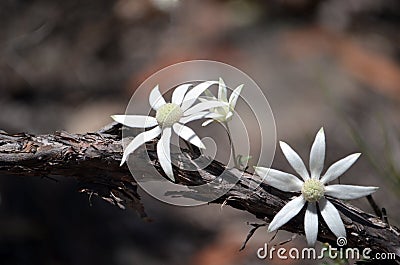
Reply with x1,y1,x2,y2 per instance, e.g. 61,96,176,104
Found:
1,0,400,264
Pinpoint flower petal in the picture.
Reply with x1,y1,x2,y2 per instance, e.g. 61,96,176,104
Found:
309,128,325,179
111,115,158,128
218,77,228,102
254,167,303,192
204,89,216,99
181,80,218,111
319,198,346,239
172,83,192,105
149,85,166,110
180,112,223,124
202,119,214,127
121,126,161,165
184,100,227,116
268,195,306,232
173,123,205,149
157,127,174,181
280,141,310,181
304,202,319,246
320,153,361,184
198,96,216,102
228,84,243,109
225,111,233,120
324,185,378,200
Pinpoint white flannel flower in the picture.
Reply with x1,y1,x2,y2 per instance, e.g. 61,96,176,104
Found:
201,78,243,126
255,128,378,246
112,81,226,181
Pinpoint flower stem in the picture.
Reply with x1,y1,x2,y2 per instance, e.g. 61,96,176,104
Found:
223,121,239,168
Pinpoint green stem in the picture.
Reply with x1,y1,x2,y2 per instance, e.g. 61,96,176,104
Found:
224,121,239,168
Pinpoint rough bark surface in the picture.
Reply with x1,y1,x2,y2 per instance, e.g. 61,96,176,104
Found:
0,123,399,262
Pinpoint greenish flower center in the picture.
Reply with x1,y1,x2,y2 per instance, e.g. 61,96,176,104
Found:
301,179,325,202
156,103,183,127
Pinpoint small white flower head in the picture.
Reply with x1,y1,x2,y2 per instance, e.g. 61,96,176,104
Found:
201,77,243,126
302,178,325,202
112,81,226,181
155,103,183,127
254,128,378,246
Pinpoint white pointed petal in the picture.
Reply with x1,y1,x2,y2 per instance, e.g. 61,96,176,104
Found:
181,80,218,110
172,84,192,105
216,106,229,116
157,127,174,181
204,89,216,99
179,111,207,123
254,167,303,192
228,84,243,108
320,153,361,184
202,119,214,127
120,126,161,165
304,202,319,246
280,141,310,181
218,77,228,102
111,115,158,128
268,195,306,232
149,85,166,110
319,198,346,239
324,185,378,200
310,127,325,179
225,111,233,120
180,112,223,124
198,96,216,102
173,123,205,149
184,101,227,116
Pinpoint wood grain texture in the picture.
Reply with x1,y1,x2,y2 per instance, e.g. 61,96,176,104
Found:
1,122,399,263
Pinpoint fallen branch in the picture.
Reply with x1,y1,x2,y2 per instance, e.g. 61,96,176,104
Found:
0,122,399,262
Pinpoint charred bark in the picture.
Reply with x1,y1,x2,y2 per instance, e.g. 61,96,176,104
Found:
0,123,399,262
